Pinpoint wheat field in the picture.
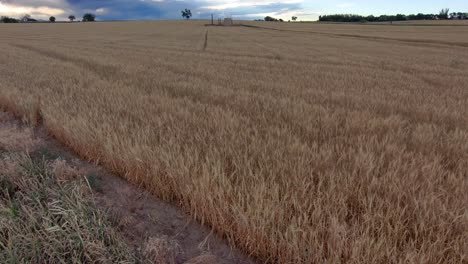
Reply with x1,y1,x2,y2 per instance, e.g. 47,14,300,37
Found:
0,21,467,263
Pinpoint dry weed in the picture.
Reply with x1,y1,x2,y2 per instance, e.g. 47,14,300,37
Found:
142,236,182,264
0,154,137,263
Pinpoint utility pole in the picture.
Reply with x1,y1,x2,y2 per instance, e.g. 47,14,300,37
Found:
211,14,214,25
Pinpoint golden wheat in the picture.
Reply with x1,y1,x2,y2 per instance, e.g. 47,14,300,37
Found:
0,21,467,263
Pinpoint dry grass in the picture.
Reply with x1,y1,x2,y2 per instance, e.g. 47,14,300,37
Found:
0,126,184,263
0,153,137,263
244,20,468,45
142,236,182,264
0,21,467,263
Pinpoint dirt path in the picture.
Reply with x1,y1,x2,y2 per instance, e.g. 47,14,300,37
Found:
0,111,255,264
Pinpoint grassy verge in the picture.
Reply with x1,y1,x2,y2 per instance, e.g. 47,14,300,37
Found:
0,153,136,263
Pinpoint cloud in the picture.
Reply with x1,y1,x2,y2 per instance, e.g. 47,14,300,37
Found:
95,7,109,15
236,9,319,20
199,0,303,10
0,0,310,20
0,1,68,18
197,0,308,20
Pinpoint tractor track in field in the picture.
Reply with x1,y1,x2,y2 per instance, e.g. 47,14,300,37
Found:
203,29,209,51
240,24,468,49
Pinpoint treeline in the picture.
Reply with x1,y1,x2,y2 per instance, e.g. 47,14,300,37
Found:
262,16,284,22
1,13,96,23
1,16,19,23
319,10,468,22
319,14,429,22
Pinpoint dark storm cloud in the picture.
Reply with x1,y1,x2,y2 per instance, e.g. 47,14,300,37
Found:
66,0,194,20
0,0,307,20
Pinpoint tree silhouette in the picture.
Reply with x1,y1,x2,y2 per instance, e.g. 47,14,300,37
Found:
49,16,56,22
1,16,19,23
181,9,192,20
68,15,76,22
83,13,96,22
439,8,449,19
292,16,298,21
264,16,279,22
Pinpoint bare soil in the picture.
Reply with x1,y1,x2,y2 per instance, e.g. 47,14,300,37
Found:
0,110,255,264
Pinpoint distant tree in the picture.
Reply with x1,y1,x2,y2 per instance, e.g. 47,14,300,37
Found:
181,9,192,20
49,16,56,22
367,15,377,22
1,16,19,23
264,16,279,22
416,13,426,20
292,16,297,21
68,15,76,22
395,14,407,21
279,18,284,22
82,13,96,22
439,8,449,19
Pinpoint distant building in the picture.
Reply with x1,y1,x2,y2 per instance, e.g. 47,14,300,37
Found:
20,17,37,23
224,18,233,26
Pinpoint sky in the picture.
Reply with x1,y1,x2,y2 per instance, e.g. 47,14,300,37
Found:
0,0,467,21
